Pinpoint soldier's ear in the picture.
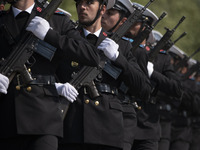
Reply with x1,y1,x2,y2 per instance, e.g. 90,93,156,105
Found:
119,17,127,26
100,4,107,15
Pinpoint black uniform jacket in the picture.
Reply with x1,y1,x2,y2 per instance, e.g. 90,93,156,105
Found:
135,51,183,140
0,4,100,138
57,28,151,148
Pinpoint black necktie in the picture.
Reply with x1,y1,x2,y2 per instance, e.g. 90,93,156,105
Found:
86,34,98,46
16,11,30,32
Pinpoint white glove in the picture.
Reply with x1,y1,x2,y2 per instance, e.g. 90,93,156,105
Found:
0,73,9,94
55,82,79,103
147,61,154,78
26,16,50,40
97,38,119,61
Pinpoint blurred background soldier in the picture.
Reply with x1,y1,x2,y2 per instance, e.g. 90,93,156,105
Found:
168,61,193,150
122,3,183,150
0,0,6,10
189,69,200,150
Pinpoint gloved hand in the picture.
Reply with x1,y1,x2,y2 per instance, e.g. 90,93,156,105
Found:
97,38,119,61
147,61,154,78
0,73,9,94
26,16,50,40
55,82,79,103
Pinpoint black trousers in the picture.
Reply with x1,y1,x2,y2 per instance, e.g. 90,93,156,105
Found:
132,139,158,150
58,143,122,150
0,135,58,150
158,121,172,150
189,127,200,150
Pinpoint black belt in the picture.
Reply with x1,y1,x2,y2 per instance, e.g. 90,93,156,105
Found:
96,83,118,95
29,75,56,85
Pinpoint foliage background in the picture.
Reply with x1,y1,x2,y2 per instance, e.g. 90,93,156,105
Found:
60,0,200,60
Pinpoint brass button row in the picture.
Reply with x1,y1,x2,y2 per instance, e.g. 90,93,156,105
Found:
85,99,100,106
16,86,32,92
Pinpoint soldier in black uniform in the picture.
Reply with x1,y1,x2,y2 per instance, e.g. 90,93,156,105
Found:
169,64,194,150
0,0,101,149
149,35,183,150
101,0,152,149
189,69,200,150
57,0,151,150
120,3,183,150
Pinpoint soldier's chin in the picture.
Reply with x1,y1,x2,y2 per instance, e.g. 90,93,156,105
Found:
79,21,92,27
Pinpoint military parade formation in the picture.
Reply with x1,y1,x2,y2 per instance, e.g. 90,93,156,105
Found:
0,0,200,150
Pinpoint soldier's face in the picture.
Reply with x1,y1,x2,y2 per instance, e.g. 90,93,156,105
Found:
0,4,5,10
76,0,100,25
126,22,142,39
102,9,120,31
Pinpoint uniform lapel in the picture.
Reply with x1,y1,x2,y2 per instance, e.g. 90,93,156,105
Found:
95,28,108,46
3,8,20,41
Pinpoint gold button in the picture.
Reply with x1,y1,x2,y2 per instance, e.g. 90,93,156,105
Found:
26,86,32,92
28,68,31,72
138,106,142,110
95,101,99,106
71,61,79,67
85,99,90,104
16,85,21,90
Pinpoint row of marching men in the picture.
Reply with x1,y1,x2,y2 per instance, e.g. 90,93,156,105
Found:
0,0,199,150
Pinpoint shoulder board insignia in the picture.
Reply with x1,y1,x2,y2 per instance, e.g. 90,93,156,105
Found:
55,10,65,15
159,49,167,54
139,44,145,48
122,36,134,43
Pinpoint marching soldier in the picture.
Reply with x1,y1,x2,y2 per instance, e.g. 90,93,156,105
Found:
101,0,152,149
169,63,193,150
121,3,183,150
0,0,101,149
189,69,200,150
57,0,151,150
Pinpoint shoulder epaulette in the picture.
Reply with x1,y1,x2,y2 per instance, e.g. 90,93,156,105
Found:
159,49,167,54
54,10,66,16
122,36,134,43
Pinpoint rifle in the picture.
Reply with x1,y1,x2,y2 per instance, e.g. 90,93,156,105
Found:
174,47,200,72
162,31,187,51
148,16,186,62
131,12,167,52
0,0,63,85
